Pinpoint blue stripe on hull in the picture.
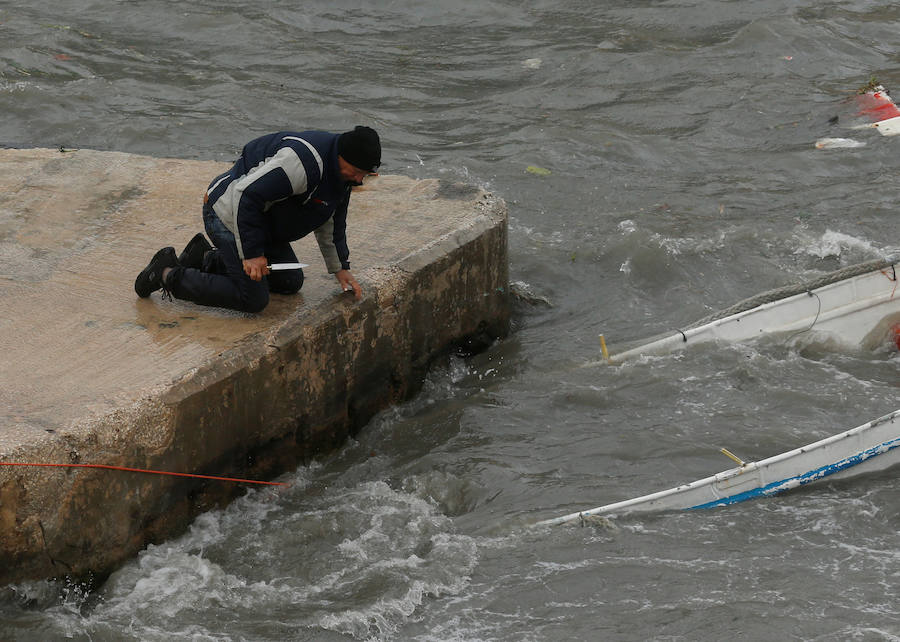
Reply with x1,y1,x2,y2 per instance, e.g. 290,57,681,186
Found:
687,436,900,510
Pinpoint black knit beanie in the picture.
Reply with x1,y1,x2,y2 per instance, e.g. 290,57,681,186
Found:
337,126,381,172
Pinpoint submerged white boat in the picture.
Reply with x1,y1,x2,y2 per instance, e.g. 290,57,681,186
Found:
538,257,900,526
537,409,900,527
608,256,900,362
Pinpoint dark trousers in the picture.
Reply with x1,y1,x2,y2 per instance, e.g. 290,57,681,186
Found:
168,207,304,313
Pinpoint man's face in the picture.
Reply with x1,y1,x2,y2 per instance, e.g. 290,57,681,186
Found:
338,156,372,186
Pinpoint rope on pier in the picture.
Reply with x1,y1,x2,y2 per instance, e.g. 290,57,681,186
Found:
0,462,286,486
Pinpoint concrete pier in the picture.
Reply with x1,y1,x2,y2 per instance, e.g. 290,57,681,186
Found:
0,147,508,585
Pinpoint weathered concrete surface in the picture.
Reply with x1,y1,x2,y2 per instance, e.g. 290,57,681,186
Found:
0,147,508,585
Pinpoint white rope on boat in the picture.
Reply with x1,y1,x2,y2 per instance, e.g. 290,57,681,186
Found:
686,256,898,329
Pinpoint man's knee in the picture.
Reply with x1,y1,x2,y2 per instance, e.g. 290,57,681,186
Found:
242,288,269,313
269,270,304,295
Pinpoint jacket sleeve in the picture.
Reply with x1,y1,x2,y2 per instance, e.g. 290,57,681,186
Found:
313,190,352,273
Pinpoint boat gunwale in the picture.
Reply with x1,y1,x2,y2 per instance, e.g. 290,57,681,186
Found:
536,409,900,527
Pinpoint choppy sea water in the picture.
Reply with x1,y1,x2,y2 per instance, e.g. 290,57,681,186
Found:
2,1,899,640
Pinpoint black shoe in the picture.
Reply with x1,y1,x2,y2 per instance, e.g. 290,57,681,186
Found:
178,233,213,270
135,247,179,298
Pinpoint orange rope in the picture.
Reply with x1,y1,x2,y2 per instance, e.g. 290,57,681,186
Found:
0,462,286,486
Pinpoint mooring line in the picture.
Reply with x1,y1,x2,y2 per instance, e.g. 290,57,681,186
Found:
0,462,286,486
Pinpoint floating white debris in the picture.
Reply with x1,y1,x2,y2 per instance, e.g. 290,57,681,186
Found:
522,58,542,69
868,116,900,136
814,137,866,149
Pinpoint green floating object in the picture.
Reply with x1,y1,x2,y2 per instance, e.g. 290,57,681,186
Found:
526,165,551,176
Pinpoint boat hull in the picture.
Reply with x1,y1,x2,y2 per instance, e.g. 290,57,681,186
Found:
537,409,900,526
611,259,899,361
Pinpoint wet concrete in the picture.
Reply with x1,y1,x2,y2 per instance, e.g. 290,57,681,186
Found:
0,147,508,585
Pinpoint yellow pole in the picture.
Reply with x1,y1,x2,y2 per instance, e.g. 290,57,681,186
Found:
720,448,746,467
599,334,610,362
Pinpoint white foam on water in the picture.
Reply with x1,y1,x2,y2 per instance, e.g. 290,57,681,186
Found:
448,353,472,384
617,219,636,234
38,483,296,638
652,228,727,256
613,217,729,259
99,551,256,620
792,228,881,261
0,80,35,93
814,137,866,149
317,553,475,641
837,628,900,642
509,280,552,306
22,468,481,641
305,482,479,640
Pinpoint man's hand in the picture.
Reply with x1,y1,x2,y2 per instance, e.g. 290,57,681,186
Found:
243,256,269,281
336,269,361,300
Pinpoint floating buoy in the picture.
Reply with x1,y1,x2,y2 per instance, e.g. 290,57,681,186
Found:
855,84,900,136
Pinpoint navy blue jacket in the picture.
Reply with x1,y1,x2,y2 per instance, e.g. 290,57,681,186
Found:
206,131,352,272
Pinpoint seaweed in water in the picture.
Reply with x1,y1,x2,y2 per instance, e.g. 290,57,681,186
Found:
857,76,883,94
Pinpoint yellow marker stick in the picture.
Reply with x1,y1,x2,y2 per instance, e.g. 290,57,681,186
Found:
720,447,746,467
599,334,609,362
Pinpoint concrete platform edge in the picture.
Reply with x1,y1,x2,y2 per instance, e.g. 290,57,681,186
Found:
0,193,508,587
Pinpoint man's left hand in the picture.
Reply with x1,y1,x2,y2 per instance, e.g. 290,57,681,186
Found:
336,269,361,300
